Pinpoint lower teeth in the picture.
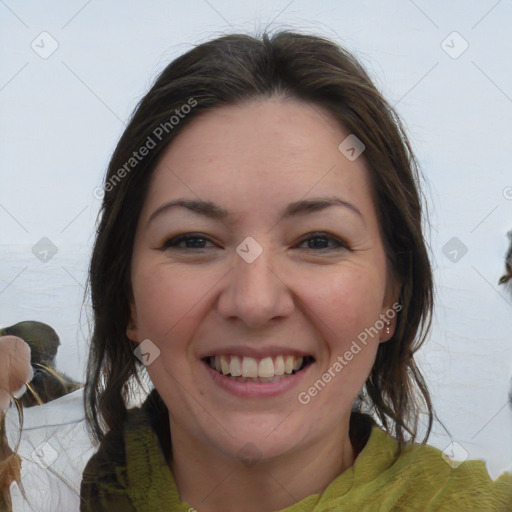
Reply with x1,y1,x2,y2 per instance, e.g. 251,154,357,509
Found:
226,375,290,383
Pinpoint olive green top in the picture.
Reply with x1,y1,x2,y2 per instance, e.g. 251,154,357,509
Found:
80,397,512,512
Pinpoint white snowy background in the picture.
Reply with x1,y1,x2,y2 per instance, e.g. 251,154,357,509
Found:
1,1,511,506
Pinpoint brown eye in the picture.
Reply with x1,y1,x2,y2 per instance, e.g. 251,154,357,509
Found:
161,233,215,250
296,232,349,251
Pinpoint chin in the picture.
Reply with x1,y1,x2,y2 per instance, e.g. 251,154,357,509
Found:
197,410,310,464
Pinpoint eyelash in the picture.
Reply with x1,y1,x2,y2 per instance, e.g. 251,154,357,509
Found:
160,232,349,252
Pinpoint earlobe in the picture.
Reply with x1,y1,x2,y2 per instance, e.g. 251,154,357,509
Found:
126,304,138,342
379,319,395,343
380,275,402,343
126,322,138,341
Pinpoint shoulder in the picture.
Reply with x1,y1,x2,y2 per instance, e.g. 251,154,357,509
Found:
403,439,512,510
348,426,512,511
80,407,143,512
80,426,133,512
79,390,172,512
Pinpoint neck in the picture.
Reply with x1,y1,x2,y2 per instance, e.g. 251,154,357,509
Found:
169,418,355,512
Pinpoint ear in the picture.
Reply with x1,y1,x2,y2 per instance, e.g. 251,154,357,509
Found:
126,302,139,342
378,313,397,343
379,274,402,343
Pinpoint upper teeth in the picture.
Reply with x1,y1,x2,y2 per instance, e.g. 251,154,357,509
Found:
210,355,304,378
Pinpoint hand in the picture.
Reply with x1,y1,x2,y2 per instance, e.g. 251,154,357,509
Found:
0,336,33,411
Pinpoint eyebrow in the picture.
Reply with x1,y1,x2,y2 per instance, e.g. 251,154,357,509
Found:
147,196,363,227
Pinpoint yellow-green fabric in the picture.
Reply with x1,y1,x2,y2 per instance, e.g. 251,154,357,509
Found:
81,401,512,512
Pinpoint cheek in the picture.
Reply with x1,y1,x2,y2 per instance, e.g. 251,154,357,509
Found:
300,269,384,404
132,264,199,342
131,261,226,368
295,270,383,417
296,264,386,342
293,265,384,395
131,265,204,397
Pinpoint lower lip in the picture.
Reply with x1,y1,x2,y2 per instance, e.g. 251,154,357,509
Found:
203,360,312,398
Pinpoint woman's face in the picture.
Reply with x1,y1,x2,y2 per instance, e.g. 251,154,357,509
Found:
128,98,397,463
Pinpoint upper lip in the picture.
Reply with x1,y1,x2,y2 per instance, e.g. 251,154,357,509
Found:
199,346,314,360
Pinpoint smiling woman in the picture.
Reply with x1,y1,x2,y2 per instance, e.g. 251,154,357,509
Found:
77,31,512,512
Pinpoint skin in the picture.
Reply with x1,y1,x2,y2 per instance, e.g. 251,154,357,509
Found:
127,98,399,511
0,336,32,410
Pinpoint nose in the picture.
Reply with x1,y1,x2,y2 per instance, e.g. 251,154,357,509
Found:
217,247,295,329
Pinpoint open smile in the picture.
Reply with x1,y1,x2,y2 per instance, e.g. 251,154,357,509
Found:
201,354,315,397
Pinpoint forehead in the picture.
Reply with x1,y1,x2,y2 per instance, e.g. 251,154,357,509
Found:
142,98,375,223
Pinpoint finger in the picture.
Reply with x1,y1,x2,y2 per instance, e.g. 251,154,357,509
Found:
0,335,32,397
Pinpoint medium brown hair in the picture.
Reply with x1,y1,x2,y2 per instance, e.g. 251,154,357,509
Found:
85,30,434,451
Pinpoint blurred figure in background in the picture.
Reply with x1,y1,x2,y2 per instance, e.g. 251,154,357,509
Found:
498,229,512,292
498,231,512,414
0,335,32,512
0,322,81,407
0,323,87,512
